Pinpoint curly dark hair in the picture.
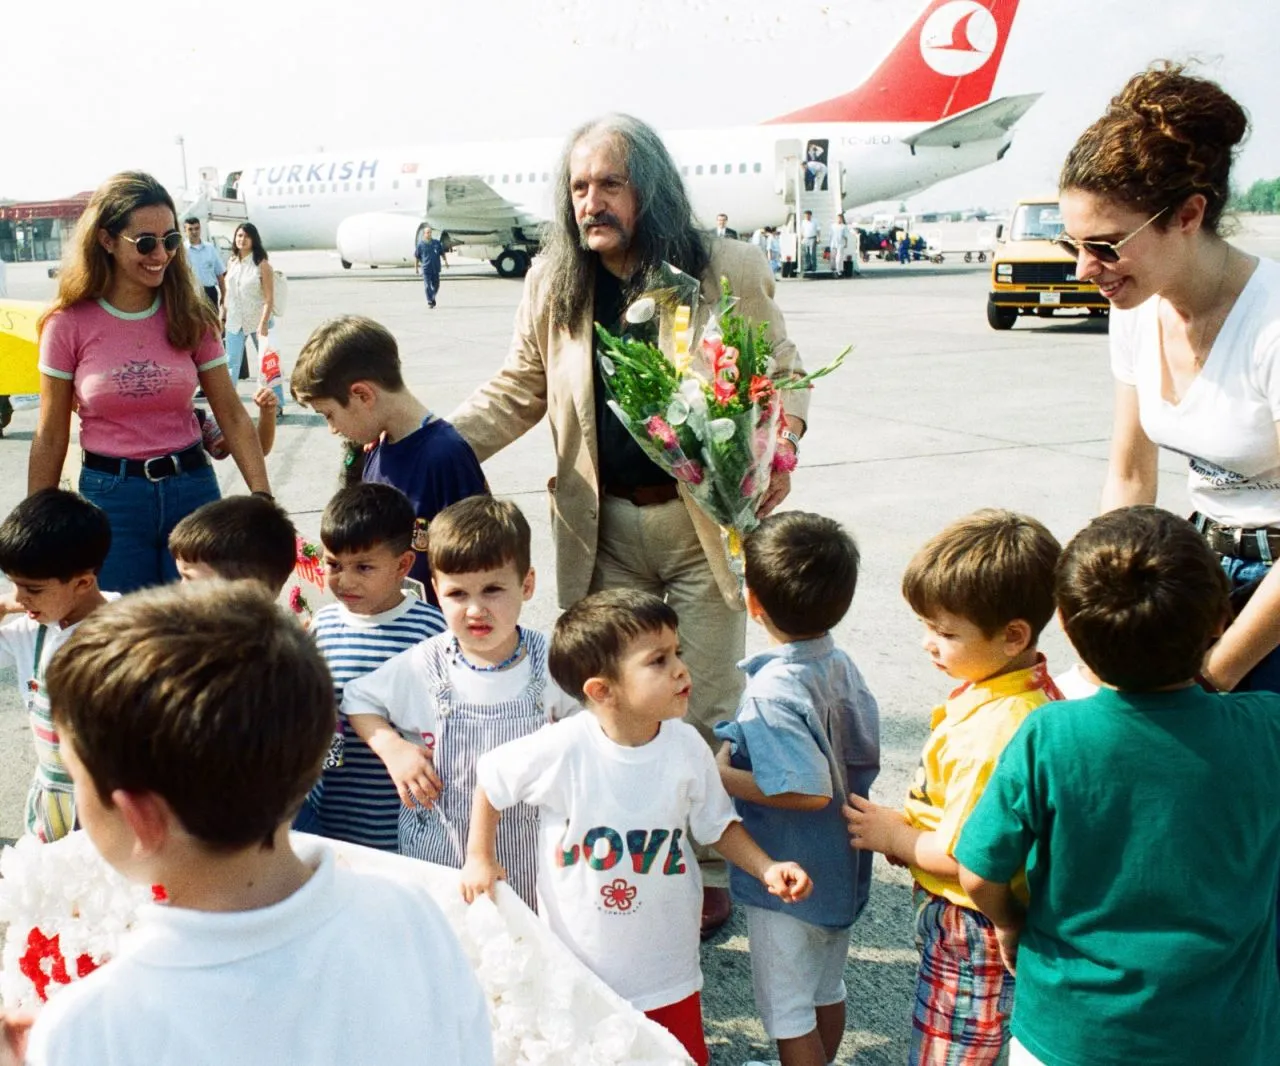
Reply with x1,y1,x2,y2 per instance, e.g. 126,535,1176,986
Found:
1059,62,1249,235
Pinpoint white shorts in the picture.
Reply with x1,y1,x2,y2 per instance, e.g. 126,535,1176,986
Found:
1009,1037,1047,1065
744,904,851,1040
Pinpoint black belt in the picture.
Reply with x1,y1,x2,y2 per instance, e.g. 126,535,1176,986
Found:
83,443,209,481
604,482,680,507
1192,513,1280,562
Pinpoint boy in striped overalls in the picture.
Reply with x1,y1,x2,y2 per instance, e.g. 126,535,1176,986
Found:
0,489,115,842
343,496,579,909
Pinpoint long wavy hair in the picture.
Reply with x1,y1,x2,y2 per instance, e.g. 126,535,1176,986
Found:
232,221,269,265
543,114,710,330
38,171,219,352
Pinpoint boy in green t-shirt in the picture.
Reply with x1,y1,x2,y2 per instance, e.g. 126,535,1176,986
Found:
956,506,1280,1066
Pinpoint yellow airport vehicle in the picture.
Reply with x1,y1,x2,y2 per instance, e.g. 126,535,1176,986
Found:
987,199,1109,330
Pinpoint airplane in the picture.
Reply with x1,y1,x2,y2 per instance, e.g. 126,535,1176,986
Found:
195,0,1036,278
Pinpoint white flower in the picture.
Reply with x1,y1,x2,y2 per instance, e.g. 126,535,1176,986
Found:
624,297,655,324
708,418,737,443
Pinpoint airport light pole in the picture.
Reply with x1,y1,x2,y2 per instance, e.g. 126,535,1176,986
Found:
175,135,189,195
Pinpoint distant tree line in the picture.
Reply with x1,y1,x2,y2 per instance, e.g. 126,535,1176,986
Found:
1231,177,1280,214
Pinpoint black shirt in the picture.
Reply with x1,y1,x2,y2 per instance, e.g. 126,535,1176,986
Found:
592,267,675,490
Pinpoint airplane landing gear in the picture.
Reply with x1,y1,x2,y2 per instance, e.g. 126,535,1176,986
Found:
341,259,352,270
492,248,531,279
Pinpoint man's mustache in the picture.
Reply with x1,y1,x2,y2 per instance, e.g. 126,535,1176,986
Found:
578,213,630,250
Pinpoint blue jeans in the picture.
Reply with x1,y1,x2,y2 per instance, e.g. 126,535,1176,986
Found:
80,462,221,593
1220,556,1280,692
423,268,440,306
1218,553,1280,969
225,320,284,407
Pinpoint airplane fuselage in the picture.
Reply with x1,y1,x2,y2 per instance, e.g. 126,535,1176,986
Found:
235,121,1011,251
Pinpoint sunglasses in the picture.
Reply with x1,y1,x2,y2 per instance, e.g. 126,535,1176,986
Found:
1054,207,1168,264
119,230,183,255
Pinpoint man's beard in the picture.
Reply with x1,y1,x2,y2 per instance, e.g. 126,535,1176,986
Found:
578,213,631,253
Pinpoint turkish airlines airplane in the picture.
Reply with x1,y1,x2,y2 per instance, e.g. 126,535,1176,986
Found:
210,0,1034,277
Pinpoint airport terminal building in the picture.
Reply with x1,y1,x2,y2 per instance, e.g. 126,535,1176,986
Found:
0,194,90,262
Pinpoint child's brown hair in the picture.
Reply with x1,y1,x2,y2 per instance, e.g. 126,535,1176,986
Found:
46,580,335,850
168,496,297,594
902,509,1060,639
548,588,679,703
290,314,405,405
427,495,528,577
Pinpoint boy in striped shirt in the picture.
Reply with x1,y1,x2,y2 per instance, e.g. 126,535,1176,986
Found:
0,490,116,842
303,483,445,849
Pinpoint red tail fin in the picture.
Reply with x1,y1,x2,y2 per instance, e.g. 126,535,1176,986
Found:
765,0,1019,125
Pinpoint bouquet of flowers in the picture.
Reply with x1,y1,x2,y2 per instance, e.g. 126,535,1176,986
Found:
595,263,846,568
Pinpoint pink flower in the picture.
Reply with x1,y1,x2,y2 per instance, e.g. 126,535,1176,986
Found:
289,587,310,616
645,415,678,450
771,449,798,474
671,459,704,485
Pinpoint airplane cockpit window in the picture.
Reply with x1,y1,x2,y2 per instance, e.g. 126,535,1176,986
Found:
1010,204,1065,242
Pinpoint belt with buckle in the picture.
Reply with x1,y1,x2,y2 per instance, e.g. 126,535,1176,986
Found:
1192,512,1280,562
82,443,209,482
604,482,680,507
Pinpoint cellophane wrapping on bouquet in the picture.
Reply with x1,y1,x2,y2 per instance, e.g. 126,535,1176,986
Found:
595,262,847,572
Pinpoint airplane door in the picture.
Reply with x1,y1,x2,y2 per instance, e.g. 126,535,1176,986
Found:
774,139,802,206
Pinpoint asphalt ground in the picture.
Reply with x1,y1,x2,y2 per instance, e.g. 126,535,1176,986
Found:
2,218,1278,1063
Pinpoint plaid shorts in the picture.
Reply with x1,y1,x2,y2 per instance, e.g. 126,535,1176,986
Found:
909,886,1013,1066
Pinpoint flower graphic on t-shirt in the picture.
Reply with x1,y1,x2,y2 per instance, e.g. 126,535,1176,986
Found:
600,878,637,911
111,360,172,399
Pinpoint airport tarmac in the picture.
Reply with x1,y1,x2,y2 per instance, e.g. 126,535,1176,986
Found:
2,218,1278,1063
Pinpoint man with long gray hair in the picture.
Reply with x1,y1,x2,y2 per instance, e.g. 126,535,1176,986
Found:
448,114,809,938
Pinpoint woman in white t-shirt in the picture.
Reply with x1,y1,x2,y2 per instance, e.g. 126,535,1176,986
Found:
1059,65,1280,694
223,222,279,403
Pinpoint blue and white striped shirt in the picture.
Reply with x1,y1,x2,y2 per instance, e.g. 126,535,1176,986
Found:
311,594,445,850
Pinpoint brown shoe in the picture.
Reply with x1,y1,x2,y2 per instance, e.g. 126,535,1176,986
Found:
700,886,731,940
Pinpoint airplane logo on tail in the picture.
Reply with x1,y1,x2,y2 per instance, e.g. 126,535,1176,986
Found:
920,1,998,76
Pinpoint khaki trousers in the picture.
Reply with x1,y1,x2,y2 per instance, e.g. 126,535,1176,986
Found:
590,495,747,884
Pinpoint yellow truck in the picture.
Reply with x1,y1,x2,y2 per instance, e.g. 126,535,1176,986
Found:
987,199,1109,329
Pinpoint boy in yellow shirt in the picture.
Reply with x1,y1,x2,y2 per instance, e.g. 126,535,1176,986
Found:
844,509,1062,1066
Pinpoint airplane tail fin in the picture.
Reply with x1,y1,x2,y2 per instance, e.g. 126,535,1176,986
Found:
765,0,1020,125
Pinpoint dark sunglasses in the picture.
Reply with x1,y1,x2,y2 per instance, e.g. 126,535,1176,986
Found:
119,230,183,255
1054,207,1168,264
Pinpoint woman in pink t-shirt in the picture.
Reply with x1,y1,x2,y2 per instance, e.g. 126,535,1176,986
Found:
28,171,272,592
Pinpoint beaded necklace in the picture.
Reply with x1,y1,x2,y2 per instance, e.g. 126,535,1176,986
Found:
451,626,527,672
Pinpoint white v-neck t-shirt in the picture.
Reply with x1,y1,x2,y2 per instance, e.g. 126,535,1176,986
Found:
1111,256,1280,526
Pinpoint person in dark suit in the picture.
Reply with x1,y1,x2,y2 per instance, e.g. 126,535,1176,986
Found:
713,214,739,240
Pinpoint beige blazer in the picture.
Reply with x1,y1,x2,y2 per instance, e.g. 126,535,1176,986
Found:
449,239,810,611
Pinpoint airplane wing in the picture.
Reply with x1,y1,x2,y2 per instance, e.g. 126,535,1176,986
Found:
902,92,1042,148
425,175,541,237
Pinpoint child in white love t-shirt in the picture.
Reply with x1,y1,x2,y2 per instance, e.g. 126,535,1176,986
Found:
460,588,813,1066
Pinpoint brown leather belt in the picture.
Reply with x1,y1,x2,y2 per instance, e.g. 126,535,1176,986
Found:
1192,513,1280,562
604,482,680,507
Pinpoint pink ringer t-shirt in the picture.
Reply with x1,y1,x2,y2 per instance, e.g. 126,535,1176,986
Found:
38,298,226,459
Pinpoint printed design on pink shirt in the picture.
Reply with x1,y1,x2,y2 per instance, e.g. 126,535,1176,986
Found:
111,360,173,399
600,878,637,911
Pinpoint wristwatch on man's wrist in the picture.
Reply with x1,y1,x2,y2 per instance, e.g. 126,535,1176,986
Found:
780,429,801,455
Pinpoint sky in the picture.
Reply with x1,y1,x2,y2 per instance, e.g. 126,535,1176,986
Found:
6,0,1279,214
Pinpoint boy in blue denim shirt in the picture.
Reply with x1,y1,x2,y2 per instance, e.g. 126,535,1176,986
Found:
715,512,880,1066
